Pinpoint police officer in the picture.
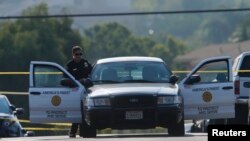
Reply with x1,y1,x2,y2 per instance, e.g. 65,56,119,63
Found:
66,45,92,138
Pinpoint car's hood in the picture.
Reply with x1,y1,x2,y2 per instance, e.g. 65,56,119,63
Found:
88,83,178,97
0,113,12,119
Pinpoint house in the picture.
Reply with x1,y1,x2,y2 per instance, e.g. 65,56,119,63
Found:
175,40,250,69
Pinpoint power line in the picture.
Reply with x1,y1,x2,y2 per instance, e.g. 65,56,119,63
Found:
1,8,250,19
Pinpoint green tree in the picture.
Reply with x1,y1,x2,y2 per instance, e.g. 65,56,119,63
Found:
193,15,232,44
0,3,81,91
130,0,250,48
229,17,250,42
83,23,186,69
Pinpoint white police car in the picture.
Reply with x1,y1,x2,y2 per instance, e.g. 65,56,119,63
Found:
28,56,235,137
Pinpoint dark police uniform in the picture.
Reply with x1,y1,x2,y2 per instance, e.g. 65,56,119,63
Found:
66,58,92,136
66,58,92,80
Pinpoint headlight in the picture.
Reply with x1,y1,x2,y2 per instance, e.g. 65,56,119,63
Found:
2,119,20,137
85,98,94,107
3,119,16,127
86,97,111,106
157,96,182,104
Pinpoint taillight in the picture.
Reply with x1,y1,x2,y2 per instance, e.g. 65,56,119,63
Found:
234,80,240,95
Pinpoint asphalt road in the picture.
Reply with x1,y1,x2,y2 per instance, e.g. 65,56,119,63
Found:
1,133,207,141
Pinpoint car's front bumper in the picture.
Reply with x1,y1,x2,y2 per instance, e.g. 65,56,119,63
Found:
0,122,23,137
84,104,183,129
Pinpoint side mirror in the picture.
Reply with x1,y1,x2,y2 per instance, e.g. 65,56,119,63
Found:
10,105,16,111
60,78,77,88
169,75,178,85
79,78,94,88
14,108,25,115
185,75,201,85
25,131,35,137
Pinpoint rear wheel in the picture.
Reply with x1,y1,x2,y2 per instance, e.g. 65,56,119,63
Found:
226,104,249,125
234,104,249,124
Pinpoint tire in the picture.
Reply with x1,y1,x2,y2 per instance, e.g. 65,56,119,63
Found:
80,100,97,138
234,104,249,124
79,121,97,138
227,104,249,125
168,115,185,136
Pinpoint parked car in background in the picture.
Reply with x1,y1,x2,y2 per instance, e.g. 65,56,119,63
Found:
0,95,26,137
232,52,250,124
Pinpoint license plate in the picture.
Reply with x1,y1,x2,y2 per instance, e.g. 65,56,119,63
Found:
125,111,143,120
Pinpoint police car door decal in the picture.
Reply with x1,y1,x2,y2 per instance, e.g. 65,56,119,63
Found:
29,61,84,123
179,57,235,120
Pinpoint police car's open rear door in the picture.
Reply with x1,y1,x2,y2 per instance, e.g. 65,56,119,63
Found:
29,61,86,123
179,56,235,120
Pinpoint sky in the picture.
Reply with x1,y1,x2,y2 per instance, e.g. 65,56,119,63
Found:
0,0,132,16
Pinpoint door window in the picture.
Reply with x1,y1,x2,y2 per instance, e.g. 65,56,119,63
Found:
34,65,67,87
239,56,250,77
192,60,229,84
0,98,11,114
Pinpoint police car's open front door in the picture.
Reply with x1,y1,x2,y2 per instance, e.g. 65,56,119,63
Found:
29,61,85,123
179,56,235,120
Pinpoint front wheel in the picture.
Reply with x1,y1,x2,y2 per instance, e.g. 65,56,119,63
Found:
168,116,185,136
79,121,96,138
80,100,96,138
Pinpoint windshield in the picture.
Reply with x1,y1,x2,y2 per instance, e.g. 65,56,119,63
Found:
91,61,172,84
0,97,11,114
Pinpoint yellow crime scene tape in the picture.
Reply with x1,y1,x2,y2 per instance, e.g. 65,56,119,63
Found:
18,120,71,131
1,70,250,131
0,72,29,75
1,70,250,75
0,91,28,95
0,118,70,131
17,120,71,131
24,127,69,131
1,69,250,96
18,119,71,126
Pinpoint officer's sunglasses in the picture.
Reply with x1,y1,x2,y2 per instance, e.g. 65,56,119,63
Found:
74,53,82,56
